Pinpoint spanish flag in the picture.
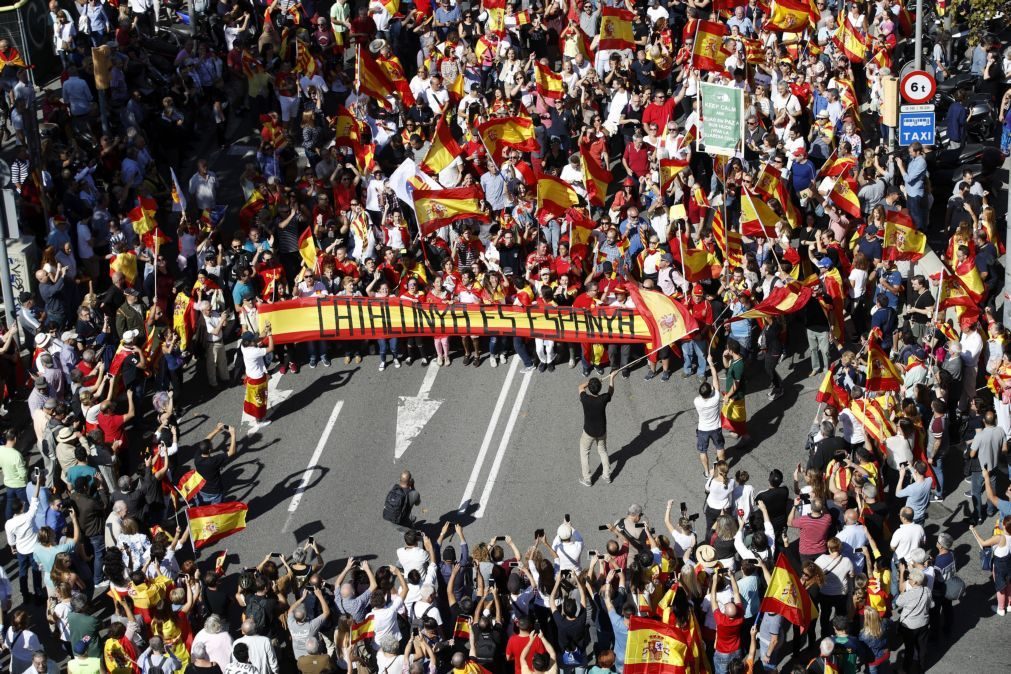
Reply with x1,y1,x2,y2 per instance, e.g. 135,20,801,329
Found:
731,282,813,322
534,61,565,100
176,470,206,502
871,47,892,71
692,20,729,71
188,501,249,549
351,615,375,644
626,285,698,349
740,190,782,238
355,141,377,175
357,46,397,107
955,258,986,303
659,158,690,193
568,207,596,269
766,0,812,32
476,115,538,163
421,113,463,175
453,616,472,641
817,151,858,180
483,0,507,35
141,227,171,252
333,106,363,148
0,46,27,72
933,270,976,311
833,17,867,62
110,251,138,287
579,143,612,208
172,291,194,351
828,175,862,219
514,9,531,26
128,196,158,236
536,175,580,224
170,167,187,212
865,331,902,392
815,365,852,410
623,615,696,674
413,186,489,235
239,188,267,230
819,267,848,343
598,6,635,51
760,553,819,630
882,210,926,262
447,71,466,104
381,0,399,15
298,227,318,270
754,163,801,229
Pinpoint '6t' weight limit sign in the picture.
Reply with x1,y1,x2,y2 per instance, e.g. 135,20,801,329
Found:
900,70,936,105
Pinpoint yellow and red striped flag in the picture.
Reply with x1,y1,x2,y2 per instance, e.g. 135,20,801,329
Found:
741,37,765,63
766,0,812,31
534,61,565,100
351,615,375,644
579,143,612,208
333,106,363,148
955,258,986,303
141,227,171,252
536,175,580,224
109,251,138,286
238,188,267,230
513,9,531,26
357,46,397,107
759,553,819,630
298,226,318,270
598,6,635,51
476,115,538,162
128,196,158,236
294,40,316,76
483,0,506,35
659,158,690,193
413,186,489,235
740,190,782,238
711,208,743,268
692,20,730,70
815,364,852,410
865,330,902,392
828,175,862,219
833,17,867,62
882,210,926,262
421,113,463,175
623,615,694,673
447,71,466,104
188,501,249,549
731,282,813,322
176,470,206,502
453,616,472,641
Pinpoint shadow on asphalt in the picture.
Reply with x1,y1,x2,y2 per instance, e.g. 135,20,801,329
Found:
605,411,683,483
246,467,329,520
270,368,358,424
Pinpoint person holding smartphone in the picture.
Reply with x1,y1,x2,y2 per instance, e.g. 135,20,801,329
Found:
193,422,238,505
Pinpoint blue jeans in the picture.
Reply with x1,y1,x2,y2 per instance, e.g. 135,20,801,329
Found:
541,221,561,255
907,194,928,231
488,337,502,356
198,490,223,505
4,486,28,521
682,338,705,375
970,471,996,522
306,341,326,362
931,455,945,497
378,338,399,360
88,535,106,585
714,649,742,674
513,338,534,367
16,552,41,597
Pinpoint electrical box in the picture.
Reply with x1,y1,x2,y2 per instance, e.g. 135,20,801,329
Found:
882,76,899,127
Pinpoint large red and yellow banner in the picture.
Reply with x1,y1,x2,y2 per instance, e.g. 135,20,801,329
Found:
256,291,694,345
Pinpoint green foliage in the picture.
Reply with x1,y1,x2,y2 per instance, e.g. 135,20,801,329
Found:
961,0,1011,45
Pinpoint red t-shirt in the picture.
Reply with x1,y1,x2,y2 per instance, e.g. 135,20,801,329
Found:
505,634,546,674
622,143,653,178
97,413,127,450
795,513,833,556
714,603,744,654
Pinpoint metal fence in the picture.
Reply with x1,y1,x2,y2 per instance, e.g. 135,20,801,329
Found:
0,0,59,86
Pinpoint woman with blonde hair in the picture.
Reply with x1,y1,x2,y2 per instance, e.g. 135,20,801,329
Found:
49,552,86,596
971,515,1011,615
859,604,890,673
704,460,736,533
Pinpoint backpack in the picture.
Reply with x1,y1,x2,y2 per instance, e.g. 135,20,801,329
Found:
244,594,269,634
409,603,435,630
382,485,408,524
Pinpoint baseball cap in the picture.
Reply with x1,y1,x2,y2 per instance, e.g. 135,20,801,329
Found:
241,331,257,342
817,257,833,269
557,523,573,540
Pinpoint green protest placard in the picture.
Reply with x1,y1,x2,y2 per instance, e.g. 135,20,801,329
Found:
700,82,743,156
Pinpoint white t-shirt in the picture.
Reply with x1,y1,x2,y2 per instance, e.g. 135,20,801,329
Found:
552,533,585,571
694,393,722,431
815,553,854,596
241,346,268,379
705,477,737,511
884,434,913,469
371,595,404,645
397,546,430,576
890,523,926,561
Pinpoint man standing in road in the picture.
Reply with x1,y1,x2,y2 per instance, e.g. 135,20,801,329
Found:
694,356,724,478
383,470,420,528
578,372,617,486
722,340,751,449
194,423,238,505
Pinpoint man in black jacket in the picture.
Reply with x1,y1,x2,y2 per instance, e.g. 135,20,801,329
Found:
70,475,110,587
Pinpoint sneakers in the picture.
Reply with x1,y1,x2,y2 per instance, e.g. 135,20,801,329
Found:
321,357,331,367
289,362,299,374
602,475,612,484
621,370,630,379
644,370,658,381
345,355,352,364
661,371,672,382
308,359,317,369
393,359,401,369
406,357,413,366
595,366,605,375
568,358,577,368
998,608,1007,617
811,368,824,377
582,365,592,376
538,363,547,373
279,363,289,374
769,389,783,400
355,355,363,364
473,354,482,367
463,354,473,366
521,364,536,373
547,363,555,372
378,361,386,371
421,357,430,366
490,354,498,368
579,478,592,487
931,493,943,502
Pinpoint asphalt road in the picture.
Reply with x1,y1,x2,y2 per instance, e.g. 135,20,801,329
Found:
150,341,1004,672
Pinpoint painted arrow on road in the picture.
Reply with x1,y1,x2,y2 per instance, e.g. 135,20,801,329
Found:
395,363,442,460
242,371,293,434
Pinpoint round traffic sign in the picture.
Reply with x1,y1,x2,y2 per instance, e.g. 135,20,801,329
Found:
900,70,936,104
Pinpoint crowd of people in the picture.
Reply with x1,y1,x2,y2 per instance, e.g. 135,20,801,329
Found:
1,0,1011,672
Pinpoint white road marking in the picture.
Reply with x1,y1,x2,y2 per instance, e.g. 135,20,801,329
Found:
474,368,534,518
282,400,343,531
395,363,442,460
458,356,520,510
